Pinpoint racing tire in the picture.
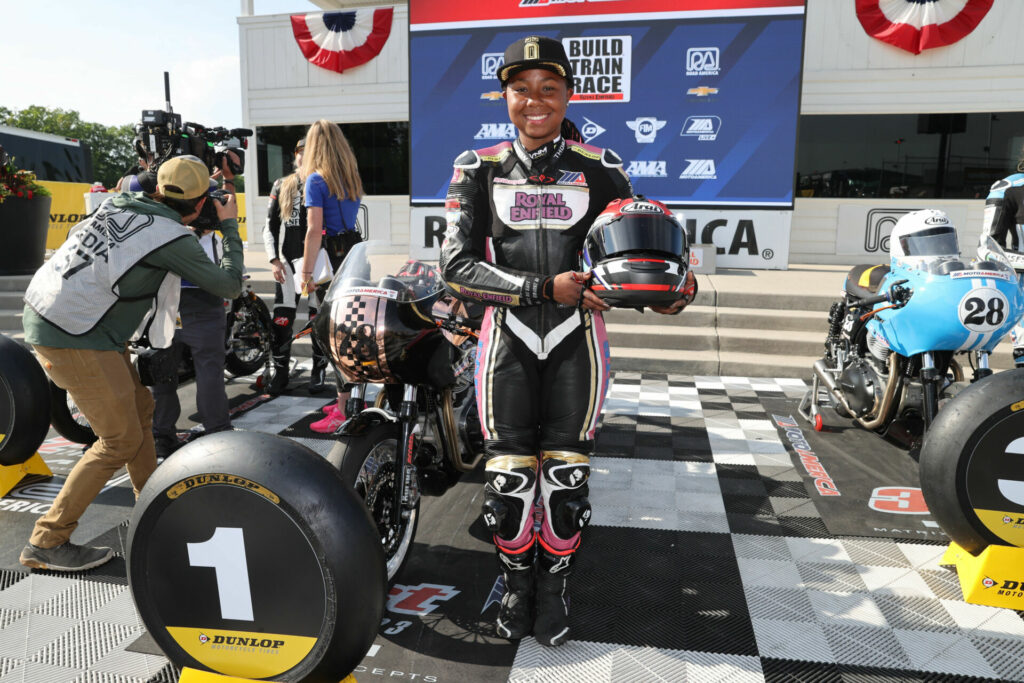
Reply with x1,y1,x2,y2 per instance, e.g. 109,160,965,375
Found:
48,380,97,446
0,334,50,466
327,422,420,584
225,295,272,377
128,430,385,682
920,368,1024,554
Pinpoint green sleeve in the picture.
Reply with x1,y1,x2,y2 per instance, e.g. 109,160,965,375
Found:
144,219,244,299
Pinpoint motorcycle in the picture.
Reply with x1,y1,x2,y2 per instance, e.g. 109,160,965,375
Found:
313,241,485,582
798,234,1024,450
48,277,273,445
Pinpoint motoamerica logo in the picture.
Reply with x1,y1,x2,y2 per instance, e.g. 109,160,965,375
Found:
626,160,667,178
681,115,721,141
772,414,840,496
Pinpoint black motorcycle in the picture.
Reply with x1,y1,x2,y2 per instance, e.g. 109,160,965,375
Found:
48,278,273,445
313,242,485,582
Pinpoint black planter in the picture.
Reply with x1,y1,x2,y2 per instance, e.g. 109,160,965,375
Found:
0,195,52,275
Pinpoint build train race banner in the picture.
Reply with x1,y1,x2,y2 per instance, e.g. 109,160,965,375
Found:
38,181,249,249
408,0,806,269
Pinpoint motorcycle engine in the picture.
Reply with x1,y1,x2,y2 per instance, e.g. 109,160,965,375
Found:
838,358,881,418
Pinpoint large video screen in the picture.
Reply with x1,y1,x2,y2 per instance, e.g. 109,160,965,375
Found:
409,0,806,207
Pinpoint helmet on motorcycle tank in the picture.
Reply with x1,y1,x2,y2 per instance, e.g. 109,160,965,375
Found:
889,209,960,260
581,196,689,308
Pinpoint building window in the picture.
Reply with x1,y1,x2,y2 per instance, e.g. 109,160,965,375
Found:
255,122,409,197
796,113,1024,199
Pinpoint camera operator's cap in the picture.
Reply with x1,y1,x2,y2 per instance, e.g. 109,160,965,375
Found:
295,138,305,152
499,36,574,89
157,155,210,200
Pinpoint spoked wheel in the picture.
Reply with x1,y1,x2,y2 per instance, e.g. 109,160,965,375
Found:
48,380,97,445
328,422,419,583
225,295,272,377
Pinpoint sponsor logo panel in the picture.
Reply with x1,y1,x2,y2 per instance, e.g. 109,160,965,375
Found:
626,117,666,143
481,52,503,79
474,123,517,140
626,160,667,178
680,159,717,180
686,46,720,76
580,116,605,143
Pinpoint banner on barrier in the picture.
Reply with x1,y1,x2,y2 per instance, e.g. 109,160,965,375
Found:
37,181,250,248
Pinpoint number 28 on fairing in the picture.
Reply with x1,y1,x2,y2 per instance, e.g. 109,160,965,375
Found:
958,287,1008,333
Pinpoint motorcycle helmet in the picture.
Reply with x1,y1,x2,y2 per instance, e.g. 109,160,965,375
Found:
581,196,689,307
889,209,960,260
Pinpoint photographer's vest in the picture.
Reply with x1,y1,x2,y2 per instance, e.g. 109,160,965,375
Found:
25,200,189,336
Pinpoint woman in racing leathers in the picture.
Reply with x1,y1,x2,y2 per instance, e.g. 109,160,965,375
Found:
439,35,696,647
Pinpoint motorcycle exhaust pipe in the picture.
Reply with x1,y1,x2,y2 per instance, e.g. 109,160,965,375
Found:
441,388,483,473
812,359,857,417
856,353,902,431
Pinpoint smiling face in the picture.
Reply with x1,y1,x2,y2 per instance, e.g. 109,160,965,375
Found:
503,68,573,149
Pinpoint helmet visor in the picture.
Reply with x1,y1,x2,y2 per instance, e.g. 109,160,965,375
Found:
593,216,685,258
898,226,959,257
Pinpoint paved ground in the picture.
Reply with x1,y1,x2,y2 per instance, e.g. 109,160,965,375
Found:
1,362,1023,682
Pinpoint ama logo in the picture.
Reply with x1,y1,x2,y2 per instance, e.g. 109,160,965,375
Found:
475,123,516,140
625,161,667,178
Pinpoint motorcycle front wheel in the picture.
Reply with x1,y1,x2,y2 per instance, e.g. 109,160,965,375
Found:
225,295,272,377
327,422,419,584
48,380,97,446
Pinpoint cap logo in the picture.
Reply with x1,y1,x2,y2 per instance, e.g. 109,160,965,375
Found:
525,37,540,60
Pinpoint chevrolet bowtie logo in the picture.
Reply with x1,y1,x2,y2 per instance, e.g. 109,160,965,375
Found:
480,91,504,101
687,86,719,96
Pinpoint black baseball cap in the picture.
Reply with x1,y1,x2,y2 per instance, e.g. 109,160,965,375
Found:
499,35,574,89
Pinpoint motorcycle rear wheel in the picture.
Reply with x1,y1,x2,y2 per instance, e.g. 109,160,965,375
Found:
48,380,97,446
327,422,419,584
225,295,272,377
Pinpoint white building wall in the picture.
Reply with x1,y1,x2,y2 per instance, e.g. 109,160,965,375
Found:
238,0,1023,264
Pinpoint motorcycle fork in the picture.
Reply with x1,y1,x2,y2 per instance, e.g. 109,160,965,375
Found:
920,351,939,429
346,383,367,418
392,383,419,529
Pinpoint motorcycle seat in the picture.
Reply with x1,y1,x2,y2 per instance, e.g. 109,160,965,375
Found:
845,264,890,300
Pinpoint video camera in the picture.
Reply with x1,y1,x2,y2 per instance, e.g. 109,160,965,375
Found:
132,73,253,231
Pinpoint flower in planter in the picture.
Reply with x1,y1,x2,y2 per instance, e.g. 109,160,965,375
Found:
0,144,52,204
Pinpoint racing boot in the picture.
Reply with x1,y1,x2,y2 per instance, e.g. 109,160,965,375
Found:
307,344,330,394
266,311,294,396
533,547,573,647
495,549,535,640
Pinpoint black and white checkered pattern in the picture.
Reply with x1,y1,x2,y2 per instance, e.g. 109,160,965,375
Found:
1,371,1023,682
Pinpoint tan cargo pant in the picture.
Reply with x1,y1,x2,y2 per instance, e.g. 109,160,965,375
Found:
30,345,157,548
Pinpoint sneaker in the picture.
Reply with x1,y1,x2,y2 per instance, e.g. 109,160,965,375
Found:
310,408,346,434
20,542,114,572
154,435,180,461
322,402,340,415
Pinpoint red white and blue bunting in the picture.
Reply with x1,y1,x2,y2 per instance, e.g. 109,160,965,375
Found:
856,0,991,54
855,0,993,54
290,7,394,74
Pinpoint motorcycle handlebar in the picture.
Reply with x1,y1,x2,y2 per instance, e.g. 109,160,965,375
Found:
848,279,911,310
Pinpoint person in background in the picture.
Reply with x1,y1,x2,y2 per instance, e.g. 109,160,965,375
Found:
150,154,240,457
983,146,1024,366
262,138,311,396
440,35,695,647
298,119,364,433
20,156,243,572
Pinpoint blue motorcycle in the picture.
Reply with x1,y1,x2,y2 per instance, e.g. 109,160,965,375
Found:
799,232,1024,450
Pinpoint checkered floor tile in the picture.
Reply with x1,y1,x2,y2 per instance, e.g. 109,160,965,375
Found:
2,372,1024,682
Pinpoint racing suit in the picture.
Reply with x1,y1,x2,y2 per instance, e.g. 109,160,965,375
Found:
439,135,632,640
983,171,1024,365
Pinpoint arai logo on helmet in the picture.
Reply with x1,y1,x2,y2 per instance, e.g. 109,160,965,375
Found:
924,215,950,226
621,201,663,214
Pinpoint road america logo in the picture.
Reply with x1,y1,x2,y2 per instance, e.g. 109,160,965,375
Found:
626,117,666,143
625,160,667,178
686,47,720,76
475,123,516,140
680,159,717,180
481,52,503,79
681,115,721,141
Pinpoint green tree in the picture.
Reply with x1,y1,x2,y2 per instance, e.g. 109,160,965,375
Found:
0,105,135,189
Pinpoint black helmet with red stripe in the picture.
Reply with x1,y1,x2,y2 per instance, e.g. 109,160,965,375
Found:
581,196,689,308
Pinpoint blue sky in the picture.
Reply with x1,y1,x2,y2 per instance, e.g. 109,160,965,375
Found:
0,1,316,129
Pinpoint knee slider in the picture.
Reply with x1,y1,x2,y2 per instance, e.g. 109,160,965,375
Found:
540,451,591,539
484,455,538,542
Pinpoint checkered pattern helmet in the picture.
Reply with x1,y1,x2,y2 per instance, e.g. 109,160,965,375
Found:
581,196,689,308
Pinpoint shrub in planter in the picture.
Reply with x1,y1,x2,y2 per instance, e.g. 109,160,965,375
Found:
0,144,53,275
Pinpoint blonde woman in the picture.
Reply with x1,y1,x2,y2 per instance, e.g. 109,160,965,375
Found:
299,119,364,431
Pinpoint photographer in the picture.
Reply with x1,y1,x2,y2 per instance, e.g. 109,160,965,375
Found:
20,155,244,572
150,151,241,459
